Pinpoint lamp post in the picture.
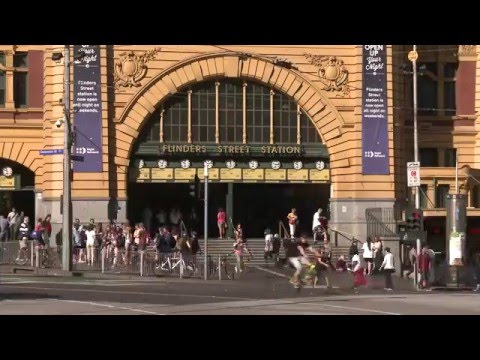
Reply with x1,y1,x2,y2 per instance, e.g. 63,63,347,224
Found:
203,163,209,280
62,45,73,272
412,44,420,210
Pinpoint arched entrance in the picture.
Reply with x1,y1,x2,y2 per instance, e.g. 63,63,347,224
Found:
0,158,35,233
127,78,331,237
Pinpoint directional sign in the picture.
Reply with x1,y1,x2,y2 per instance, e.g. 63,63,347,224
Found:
39,149,64,155
407,161,420,187
72,155,84,162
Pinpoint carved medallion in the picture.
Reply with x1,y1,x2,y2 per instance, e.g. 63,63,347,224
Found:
459,45,476,56
304,54,350,95
114,48,160,89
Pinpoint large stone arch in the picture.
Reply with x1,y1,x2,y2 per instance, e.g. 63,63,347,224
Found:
114,52,346,182
0,142,43,176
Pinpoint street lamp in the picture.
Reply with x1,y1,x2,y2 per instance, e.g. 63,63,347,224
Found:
203,162,209,280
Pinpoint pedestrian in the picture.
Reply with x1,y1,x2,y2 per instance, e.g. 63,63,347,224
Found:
417,245,432,290
380,247,396,291
362,237,374,275
287,208,298,239
349,250,366,290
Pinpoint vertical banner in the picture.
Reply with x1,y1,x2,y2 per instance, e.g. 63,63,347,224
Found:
362,45,389,175
73,45,103,172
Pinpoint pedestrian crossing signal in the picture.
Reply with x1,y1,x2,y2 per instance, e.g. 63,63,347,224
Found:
190,174,200,199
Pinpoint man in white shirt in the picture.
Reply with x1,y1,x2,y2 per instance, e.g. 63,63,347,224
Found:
312,208,322,243
380,247,395,290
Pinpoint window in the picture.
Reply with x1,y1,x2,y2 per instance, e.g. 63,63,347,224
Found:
300,112,321,143
436,184,450,208
137,79,324,146
273,93,297,143
444,148,457,167
219,81,243,143
407,46,458,117
163,96,188,142
420,184,429,209
191,82,216,143
246,83,270,143
420,148,438,167
13,52,28,108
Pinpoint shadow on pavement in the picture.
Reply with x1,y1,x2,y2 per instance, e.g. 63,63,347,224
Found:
0,293,61,301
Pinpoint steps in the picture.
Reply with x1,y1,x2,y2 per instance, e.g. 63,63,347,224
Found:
203,238,354,266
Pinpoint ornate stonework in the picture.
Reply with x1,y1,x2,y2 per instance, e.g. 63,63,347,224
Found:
459,45,476,57
304,54,350,95
114,48,160,89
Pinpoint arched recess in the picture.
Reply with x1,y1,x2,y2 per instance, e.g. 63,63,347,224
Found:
0,157,38,220
114,52,346,187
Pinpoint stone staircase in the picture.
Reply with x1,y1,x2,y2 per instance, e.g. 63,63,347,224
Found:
204,238,353,266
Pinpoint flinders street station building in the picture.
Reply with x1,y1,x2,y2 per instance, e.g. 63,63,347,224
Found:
0,45,479,253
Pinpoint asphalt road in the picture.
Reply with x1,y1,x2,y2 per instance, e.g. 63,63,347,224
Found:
1,267,479,314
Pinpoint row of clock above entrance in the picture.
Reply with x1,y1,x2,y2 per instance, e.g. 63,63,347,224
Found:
138,159,327,171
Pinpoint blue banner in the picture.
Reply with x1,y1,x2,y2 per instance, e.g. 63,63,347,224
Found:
362,45,390,175
73,45,103,172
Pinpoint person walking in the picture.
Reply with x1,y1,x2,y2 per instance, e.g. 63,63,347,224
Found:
380,247,396,291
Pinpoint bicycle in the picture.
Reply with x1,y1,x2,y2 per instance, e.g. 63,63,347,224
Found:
38,245,60,268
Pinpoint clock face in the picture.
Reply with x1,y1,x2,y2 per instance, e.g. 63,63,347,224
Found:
158,159,168,169
181,159,191,169
226,160,236,169
271,160,281,170
2,167,12,177
293,161,303,170
138,160,145,169
249,160,259,170
316,161,325,170
204,160,213,169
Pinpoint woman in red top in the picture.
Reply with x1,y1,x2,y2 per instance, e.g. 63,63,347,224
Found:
217,208,226,239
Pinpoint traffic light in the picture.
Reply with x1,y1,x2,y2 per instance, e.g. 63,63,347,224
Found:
189,174,201,199
407,209,423,232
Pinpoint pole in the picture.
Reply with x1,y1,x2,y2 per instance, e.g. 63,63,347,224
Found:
62,45,72,272
412,44,420,210
455,152,459,193
203,163,209,280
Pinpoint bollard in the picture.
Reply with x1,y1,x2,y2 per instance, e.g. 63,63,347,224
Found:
218,255,222,281
35,247,39,268
101,248,105,274
140,251,144,277
30,241,34,267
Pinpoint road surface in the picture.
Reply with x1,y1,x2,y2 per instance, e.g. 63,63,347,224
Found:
1,271,479,315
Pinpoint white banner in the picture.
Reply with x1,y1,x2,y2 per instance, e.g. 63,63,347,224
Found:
449,231,465,266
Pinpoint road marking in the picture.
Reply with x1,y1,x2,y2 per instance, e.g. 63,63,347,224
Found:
252,266,288,278
0,284,257,301
300,302,401,315
52,299,165,315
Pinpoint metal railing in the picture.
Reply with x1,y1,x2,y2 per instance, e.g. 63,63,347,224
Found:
329,228,362,247
365,208,399,239
278,221,289,239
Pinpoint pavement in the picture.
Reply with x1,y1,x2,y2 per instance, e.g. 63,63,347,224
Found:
2,264,480,314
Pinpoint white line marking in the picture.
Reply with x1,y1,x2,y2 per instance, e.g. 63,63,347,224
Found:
253,266,288,278
306,302,400,315
51,299,165,315
0,284,257,301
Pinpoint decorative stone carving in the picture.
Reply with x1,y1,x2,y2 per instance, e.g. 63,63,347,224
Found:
304,54,350,95
459,45,476,57
114,48,160,89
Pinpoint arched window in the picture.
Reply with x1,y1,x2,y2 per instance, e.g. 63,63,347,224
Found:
140,79,322,145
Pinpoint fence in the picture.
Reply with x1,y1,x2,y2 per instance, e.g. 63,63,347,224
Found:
0,241,227,280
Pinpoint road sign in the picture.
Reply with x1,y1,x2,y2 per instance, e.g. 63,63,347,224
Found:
407,161,420,187
39,149,64,155
408,50,418,62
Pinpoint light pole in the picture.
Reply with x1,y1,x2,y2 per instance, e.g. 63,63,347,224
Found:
412,44,420,210
203,163,209,280
62,45,72,272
